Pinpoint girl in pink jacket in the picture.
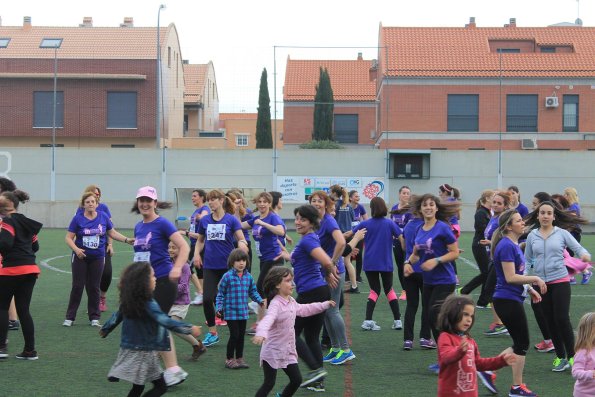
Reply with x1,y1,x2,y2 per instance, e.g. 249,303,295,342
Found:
572,312,595,397
252,266,334,397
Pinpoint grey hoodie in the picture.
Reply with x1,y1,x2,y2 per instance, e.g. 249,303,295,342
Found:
525,226,590,283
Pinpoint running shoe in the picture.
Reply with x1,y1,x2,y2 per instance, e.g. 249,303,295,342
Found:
478,371,498,394
428,363,440,374
99,296,107,312
90,320,101,327
300,368,328,387
245,323,258,336
569,276,577,285
534,340,555,353
403,340,413,351
191,293,203,305
225,358,239,369
15,350,38,361
569,357,574,367
392,319,403,330
582,270,592,285
345,286,360,294
8,320,20,331
306,380,326,392
420,338,437,349
455,287,462,296
0,345,8,359
484,323,508,336
163,368,188,386
248,301,260,315
399,290,407,300
235,358,249,369
323,349,339,363
551,357,570,372
508,384,537,396
203,333,220,347
361,320,381,331
476,303,492,309
330,350,356,365
215,317,227,326
62,319,74,327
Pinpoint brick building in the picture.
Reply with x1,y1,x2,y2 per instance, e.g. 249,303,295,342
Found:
0,16,184,148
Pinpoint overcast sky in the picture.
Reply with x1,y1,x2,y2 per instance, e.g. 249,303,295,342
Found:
2,0,591,115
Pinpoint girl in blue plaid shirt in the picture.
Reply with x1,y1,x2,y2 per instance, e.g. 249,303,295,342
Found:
216,249,263,369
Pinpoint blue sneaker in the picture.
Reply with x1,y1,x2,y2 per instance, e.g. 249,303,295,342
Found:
582,270,592,285
330,350,356,365
323,349,339,363
202,333,220,347
428,363,440,374
478,371,498,394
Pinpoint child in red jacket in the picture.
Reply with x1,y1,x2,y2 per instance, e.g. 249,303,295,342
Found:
437,295,515,397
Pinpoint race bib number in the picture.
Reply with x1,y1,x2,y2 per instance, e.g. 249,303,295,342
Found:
254,241,261,257
206,224,226,241
351,221,360,228
134,251,151,263
189,224,196,233
82,235,100,249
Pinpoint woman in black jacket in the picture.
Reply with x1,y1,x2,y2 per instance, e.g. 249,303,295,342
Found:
459,190,493,307
0,190,43,360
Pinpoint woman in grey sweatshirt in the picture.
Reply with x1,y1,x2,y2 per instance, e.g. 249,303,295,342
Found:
524,201,591,372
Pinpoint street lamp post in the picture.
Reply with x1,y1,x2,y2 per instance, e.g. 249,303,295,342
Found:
157,4,167,199
51,44,58,201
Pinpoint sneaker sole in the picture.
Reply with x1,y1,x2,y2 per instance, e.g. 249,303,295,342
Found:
306,386,326,392
331,354,356,365
16,356,38,361
300,370,328,387
484,330,508,336
203,340,219,347
537,348,555,353
420,345,437,349
552,365,570,372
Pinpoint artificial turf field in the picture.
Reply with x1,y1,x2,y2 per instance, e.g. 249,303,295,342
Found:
2,230,594,397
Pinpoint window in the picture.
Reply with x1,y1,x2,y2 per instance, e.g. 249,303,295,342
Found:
167,46,171,68
199,131,224,138
540,47,556,53
235,134,249,147
563,95,579,132
39,38,62,48
334,114,358,143
389,153,430,179
447,94,479,132
107,92,137,128
0,38,10,48
33,91,64,128
497,48,521,53
507,95,538,132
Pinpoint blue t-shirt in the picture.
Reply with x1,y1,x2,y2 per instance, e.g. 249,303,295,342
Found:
68,212,113,259
403,217,424,273
248,212,283,261
189,205,210,246
484,215,500,254
334,200,355,233
75,202,112,219
568,203,581,217
493,237,526,303
353,217,402,272
414,220,457,285
352,204,367,223
198,213,242,270
290,233,327,294
241,209,253,242
516,203,529,219
390,204,413,229
317,213,345,274
133,216,178,279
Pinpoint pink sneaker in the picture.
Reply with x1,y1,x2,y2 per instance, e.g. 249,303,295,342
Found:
399,290,407,301
99,296,107,312
215,317,227,326
534,340,555,353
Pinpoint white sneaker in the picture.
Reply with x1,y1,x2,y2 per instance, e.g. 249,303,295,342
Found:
164,368,188,387
90,320,101,327
191,293,203,306
63,320,73,327
361,320,381,331
248,301,260,315
392,320,403,330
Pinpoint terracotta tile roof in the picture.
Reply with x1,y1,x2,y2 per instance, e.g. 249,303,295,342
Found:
0,25,167,59
284,59,377,102
184,63,208,103
380,26,595,77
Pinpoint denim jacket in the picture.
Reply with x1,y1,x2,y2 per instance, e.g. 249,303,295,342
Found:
101,299,192,351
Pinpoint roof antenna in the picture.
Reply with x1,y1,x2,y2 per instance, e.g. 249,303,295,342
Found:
575,0,583,26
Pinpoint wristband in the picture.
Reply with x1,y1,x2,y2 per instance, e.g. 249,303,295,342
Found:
436,257,442,265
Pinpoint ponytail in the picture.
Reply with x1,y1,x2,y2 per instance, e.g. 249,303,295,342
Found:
490,209,518,258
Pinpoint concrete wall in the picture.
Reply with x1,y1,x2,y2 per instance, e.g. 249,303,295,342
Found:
3,147,593,229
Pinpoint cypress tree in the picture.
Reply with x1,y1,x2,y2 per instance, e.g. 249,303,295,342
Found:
255,68,273,148
312,67,334,141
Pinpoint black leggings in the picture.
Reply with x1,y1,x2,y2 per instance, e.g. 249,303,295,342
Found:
100,251,112,293
354,240,364,281
127,374,167,397
483,263,497,304
153,276,177,314
256,258,284,297
403,272,430,341
461,243,491,306
541,282,575,359
392,243,406,290
530,300,551,340
226,320,247,359
493,298,530,356
203,268,227,327
295,285,330,370
422,283,455,340
365,271,400,320
255,361,302,397
0,274,37,351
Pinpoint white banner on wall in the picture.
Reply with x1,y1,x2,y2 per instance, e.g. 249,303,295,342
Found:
276,176,385,203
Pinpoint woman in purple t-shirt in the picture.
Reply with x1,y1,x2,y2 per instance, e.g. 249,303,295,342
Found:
491,209,545,396
390,185,412,298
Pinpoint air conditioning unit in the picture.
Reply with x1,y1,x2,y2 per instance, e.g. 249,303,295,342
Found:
521,138,538,150
545,96,559,108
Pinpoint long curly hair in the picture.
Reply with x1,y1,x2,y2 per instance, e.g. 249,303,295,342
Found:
262,266,294,306
118,262,153,318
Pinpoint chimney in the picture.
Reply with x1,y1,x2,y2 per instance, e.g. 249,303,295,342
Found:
357,52,363,61
183,59,189,64
120,17,134,27
369,59,378,82
23,16,32,30
80,17,93,27
465,17,476,28
507,18,516,28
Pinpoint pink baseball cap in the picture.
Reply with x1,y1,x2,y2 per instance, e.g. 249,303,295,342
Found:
136,186,158,200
